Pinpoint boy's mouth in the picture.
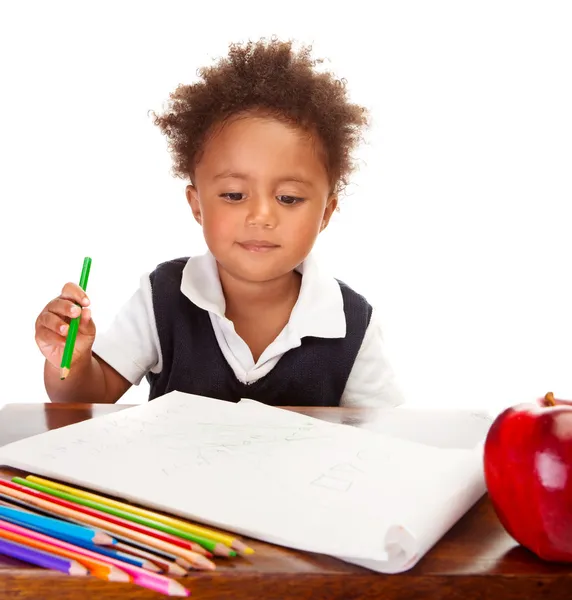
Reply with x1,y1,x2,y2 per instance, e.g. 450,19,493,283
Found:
237,240,280,252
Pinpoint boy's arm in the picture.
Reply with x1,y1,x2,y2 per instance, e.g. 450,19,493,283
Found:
44,354,132,404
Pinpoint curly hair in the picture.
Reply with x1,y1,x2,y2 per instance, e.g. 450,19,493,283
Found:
152,37,368,195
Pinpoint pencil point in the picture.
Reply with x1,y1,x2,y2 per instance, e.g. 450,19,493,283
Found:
60,367,70,380
109,566,131,582
93,532,115,545
69,561,89,576
168,563,187,577
195,555,216,570
168,580,191,597
141,560,161,572
232,540,254,555
214,543,235,557
190,544,210,556
175,558,192,570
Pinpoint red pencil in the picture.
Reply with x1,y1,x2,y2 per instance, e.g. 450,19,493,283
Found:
0,480,211,556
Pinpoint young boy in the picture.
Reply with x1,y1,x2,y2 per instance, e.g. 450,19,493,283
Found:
34,38,404,408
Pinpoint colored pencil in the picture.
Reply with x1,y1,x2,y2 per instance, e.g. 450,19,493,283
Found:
0,523,128,582
27,474,253,555
25,474,251,555
0,518,188,596
12,478,211,556
15,477,227,556
60,256,91,380
113,542,187,576
101,536,192,570
0,537,88,575
0,509,145,570
0,501,156,571
0,503,112,546
16,477,227,555
0,480,214,570
0,494,192,570
100,546,161,572
54,537,161,572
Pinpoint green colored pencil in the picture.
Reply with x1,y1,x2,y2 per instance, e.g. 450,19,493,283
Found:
13,478,235,556
60,256,92,380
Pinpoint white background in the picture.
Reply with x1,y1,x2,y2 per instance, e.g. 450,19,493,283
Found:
1,1,571,411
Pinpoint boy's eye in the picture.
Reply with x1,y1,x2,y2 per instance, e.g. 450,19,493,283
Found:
277,195,304,205
220,193,244,202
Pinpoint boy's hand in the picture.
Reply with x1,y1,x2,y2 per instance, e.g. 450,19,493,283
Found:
35,283,96,370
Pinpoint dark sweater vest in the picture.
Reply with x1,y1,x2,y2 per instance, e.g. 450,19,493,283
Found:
146,258,372,406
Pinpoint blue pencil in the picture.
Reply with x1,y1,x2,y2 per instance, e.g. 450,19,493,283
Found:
0,537,88,575
0,504,113,546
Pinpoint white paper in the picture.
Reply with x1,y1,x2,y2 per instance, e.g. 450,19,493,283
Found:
0,392,492,572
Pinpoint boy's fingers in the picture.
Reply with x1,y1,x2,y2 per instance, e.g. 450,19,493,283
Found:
35,328,66,353
78,308,95,336
46,298,83,320
60,282,91,307
37,312,69,337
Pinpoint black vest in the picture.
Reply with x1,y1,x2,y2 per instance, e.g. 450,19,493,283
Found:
146,258,372,406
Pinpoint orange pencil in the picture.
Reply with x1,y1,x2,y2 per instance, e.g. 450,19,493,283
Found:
0,526,128,582
0,481,214,571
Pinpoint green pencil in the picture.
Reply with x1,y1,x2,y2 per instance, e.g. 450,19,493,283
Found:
60,256,92,380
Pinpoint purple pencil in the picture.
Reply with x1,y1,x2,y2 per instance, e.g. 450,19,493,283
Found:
0,537,87,575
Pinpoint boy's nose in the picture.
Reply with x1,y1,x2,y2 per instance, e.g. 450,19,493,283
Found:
245,196,278,229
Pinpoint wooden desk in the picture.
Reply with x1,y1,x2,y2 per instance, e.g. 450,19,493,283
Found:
0,403,571,599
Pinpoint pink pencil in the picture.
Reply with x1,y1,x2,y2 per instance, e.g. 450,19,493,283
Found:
0,519,189,597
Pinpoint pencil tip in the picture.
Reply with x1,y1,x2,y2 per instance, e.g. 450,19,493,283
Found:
232,540,254,555
59,368,69,380
175,558,192,570
215,544,234,557
142,560,161,572
94,532,115,545
169,564,188,577
168,581,191,597
109,568,131,582
69,562,89,576
195,556,216,571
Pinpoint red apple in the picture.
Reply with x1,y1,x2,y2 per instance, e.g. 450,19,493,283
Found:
484,392,572,562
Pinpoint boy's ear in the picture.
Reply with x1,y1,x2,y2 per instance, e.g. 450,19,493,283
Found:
320,194,338,231
186,185,202,225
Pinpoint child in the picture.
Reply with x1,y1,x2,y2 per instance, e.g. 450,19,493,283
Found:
34,38,404,408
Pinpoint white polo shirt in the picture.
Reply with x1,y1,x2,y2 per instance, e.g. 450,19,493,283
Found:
92,252,405,408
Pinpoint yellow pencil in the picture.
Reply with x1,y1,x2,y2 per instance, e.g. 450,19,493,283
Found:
27,475,254,555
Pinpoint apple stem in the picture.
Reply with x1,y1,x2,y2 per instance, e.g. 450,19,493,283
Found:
544,392,556,406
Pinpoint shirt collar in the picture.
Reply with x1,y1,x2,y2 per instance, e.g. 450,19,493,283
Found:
180,251,346,339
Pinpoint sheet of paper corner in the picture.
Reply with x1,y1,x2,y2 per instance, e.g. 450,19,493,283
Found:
0,392,492,573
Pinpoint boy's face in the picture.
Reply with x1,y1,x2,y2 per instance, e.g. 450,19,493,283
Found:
186,114,337,284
